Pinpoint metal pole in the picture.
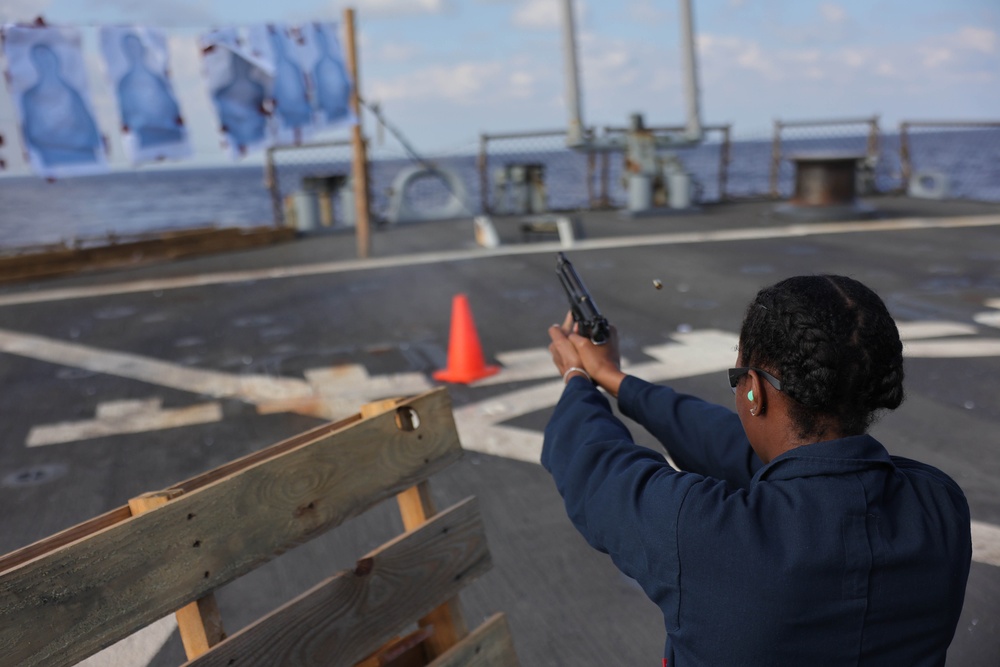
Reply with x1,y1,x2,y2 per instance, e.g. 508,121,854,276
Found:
770,120,782,198
678,0,703,142
344,8,371,259
899,122,912,192
478,134,490,214
560,0,585,147
719,125,731,201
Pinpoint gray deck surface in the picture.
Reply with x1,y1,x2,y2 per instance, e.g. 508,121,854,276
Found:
0,194,998,665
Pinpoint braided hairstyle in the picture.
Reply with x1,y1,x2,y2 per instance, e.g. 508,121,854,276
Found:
738,275,905,438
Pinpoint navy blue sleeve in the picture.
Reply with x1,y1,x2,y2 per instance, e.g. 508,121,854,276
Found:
616,375,763,489
542,376,701,625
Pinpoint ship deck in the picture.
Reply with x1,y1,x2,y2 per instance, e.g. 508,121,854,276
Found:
0,194,998,665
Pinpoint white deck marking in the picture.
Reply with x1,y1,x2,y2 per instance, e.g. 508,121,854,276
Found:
26,398,223,447
972,520,1000,568
896,321,978,340
973,299,1000,330
472,348,561,386
899,319,1000,358
76,615,176,667
0,328,314,404
0,214,997,308
453,330,740,464
300,364,433,419
973,311,1000,329
903,339,1000,358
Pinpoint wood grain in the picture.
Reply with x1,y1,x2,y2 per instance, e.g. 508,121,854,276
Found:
396,481,469,658
427,614,520,667
0,410,364,576
183,497,491,667
129,492,227,660
0,389,460,667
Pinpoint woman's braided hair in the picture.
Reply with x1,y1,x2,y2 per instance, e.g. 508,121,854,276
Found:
739,275,905,438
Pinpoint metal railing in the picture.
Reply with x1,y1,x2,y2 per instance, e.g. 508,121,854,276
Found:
476,124,732,214
261,117,1000,229
898,121,1000,201
769,116,881,198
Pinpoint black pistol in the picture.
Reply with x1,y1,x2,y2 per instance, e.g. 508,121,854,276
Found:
556,252,611,346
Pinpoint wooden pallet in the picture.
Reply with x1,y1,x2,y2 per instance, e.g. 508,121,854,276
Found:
0,225,297,284
0,388,519,667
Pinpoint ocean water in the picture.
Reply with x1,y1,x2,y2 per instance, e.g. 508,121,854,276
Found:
0,128,997,250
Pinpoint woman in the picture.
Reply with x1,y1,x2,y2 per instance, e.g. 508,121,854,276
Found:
544,274,971,666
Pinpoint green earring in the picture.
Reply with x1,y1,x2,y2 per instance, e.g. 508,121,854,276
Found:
747,390,754,401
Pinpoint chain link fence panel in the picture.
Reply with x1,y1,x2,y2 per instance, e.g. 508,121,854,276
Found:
898,123,1000,202
264,116,1000,229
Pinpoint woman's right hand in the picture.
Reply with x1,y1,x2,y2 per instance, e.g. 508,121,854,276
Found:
549,311,626,397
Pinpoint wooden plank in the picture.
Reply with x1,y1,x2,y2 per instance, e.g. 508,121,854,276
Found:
183,498,491,667
0,411,364,576
353,625,433,667
0,506,133,575
427,614,520,667
0,227,296,285
397,480,469,658
129,492,227,660
175,596,227,659
0,389,462,667
170,413,362,495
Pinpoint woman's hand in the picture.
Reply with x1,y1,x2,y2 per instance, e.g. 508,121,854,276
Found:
548,311,626,397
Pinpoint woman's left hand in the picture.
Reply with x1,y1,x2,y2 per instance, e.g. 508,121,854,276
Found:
548,311,586,378
548,311,626,396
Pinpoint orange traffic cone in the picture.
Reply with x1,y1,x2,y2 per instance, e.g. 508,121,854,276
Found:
433,294,500,384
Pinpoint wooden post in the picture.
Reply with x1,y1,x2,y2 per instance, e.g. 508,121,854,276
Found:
264,147,284,228
361,398,469,660
128,491,226,660
344,8,372,259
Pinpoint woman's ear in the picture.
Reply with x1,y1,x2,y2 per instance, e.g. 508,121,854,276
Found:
747,370,766,416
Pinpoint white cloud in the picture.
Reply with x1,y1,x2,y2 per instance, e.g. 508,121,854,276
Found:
627,0,669,24
956,26,996,55
512,0,560,29
920,46,954,68
354,0,452,16
917,26,996,72
376,41,423,62
839,48,868,68
513,0,585,30
819,3,847,25
0,0,52,23
370,61,508,103
77,0,218,26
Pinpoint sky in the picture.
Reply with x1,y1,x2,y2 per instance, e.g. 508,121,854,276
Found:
0,0,996,172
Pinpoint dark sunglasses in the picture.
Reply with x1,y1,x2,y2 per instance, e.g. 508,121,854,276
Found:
728,367,782,394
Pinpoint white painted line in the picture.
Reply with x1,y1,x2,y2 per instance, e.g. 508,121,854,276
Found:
896,321,978,340
27,399,223,447
454,330,739,464
973,311,1000,329
903,339,1000,358
76,615,176,667
972,520,1000,568
0,328,314,404
298,364,433,419
0,214,997,307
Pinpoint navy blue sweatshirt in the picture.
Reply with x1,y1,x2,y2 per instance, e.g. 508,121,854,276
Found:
542,375,972,666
